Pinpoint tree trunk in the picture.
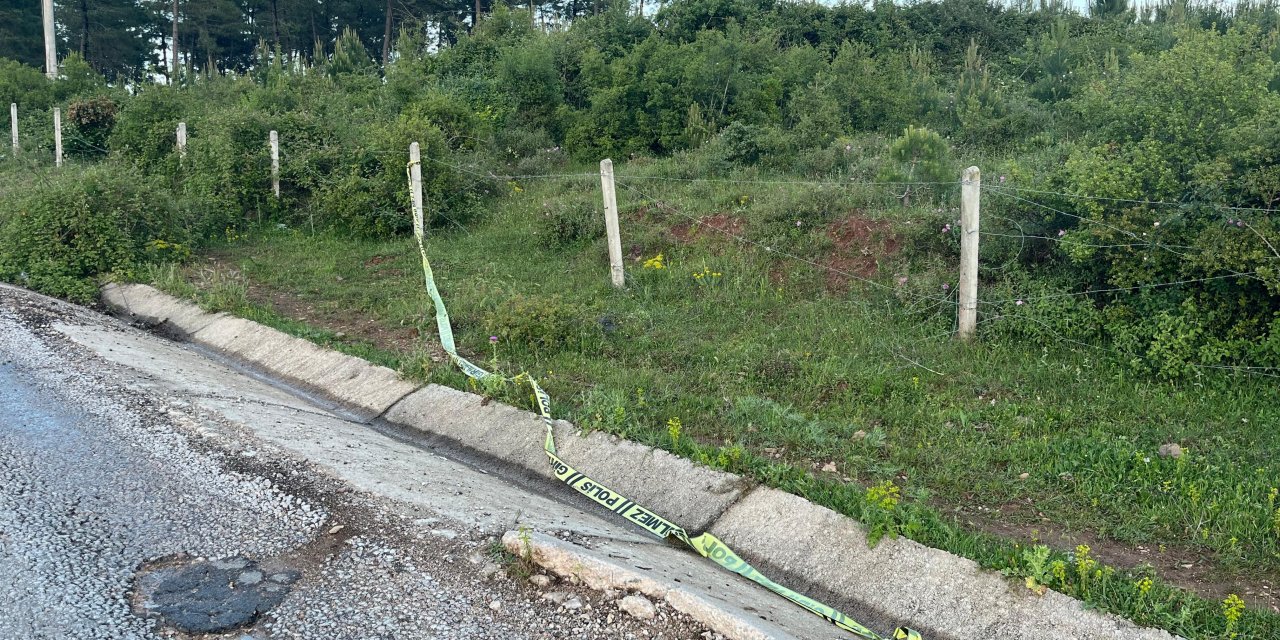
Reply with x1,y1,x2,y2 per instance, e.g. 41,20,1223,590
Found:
272,0,280,48
79,0,89,59
206,36,215,77
473,0,481,31
382,0,393,67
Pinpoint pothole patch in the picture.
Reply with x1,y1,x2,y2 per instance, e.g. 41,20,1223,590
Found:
134,556,300,634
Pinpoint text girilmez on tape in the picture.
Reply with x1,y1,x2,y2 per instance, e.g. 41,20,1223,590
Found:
408,158,922,640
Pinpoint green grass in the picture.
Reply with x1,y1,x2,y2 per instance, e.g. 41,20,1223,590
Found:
147,163,1280,639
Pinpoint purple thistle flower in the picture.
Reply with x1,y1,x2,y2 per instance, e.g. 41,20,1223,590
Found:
489,336,499,344
941,283,950,291
1057,229,1067,237
1016,300,1024,306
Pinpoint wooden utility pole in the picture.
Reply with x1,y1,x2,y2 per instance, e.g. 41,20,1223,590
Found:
171,0,180,83
42,0,57,79
600,159,624,288
957,166,981,340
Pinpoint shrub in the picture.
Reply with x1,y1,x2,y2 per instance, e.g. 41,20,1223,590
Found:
65,95,117,157
878,125,955,206
535,198,604,249
108,85,186,168
182,105,276,226
482,293,593,352
708,121,786,167
0,58,52,112
1029,27,1280,373
0,165,185,302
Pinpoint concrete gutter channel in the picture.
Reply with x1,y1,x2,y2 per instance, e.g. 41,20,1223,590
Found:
100,282,1179,640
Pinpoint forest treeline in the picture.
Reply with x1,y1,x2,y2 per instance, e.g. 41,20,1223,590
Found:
1,0,1279,377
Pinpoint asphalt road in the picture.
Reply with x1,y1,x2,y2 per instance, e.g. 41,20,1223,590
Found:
0,285,728,639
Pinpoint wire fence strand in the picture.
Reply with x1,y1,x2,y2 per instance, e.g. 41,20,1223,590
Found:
614,177,957,309
981,183,1279,215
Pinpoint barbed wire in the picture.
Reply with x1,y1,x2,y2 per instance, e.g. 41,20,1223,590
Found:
615,174,960,188
613,177,957,308
984,182,1280,265
977,185,1276,305
978,311,1280,380
981,183,1279,214
59,130,112,155
978,230,1199,251
982,185,1197,258
14,136,1278,384
979,270,1261,306
137,145,1270,318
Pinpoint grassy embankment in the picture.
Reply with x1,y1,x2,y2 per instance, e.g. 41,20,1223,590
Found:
148,156,1280,639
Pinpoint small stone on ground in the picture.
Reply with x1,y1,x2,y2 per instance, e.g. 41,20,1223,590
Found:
619,595,656,620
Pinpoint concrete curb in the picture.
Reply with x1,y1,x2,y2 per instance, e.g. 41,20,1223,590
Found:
101,283,416,419
386,384,749,532
502,530,791,640
101,282,224,335
711,488,1178,640
101,283,1183,640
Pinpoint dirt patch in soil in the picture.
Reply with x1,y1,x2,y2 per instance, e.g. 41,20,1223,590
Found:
959,503,1279,613
670,213,746,244
190,255,430,359
821,214,901,292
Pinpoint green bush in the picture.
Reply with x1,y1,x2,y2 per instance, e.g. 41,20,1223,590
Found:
1021,27,1280,374
182,105,276,227
108,85,186,168
332,112,490,236
0,58,52,112
535,198,604,249
878,125,955,206
0,165,185,302
482,293,593,352
65,95,117,157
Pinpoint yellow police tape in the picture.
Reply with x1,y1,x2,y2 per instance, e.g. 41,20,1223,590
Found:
408,162,921,640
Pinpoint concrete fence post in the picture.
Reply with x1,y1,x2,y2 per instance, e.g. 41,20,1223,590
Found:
957,166,981,341
600,158,624,288
53,107,62,167
270,130,280,198
176,122,187,159
10,103,18,155
409,142,424,237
